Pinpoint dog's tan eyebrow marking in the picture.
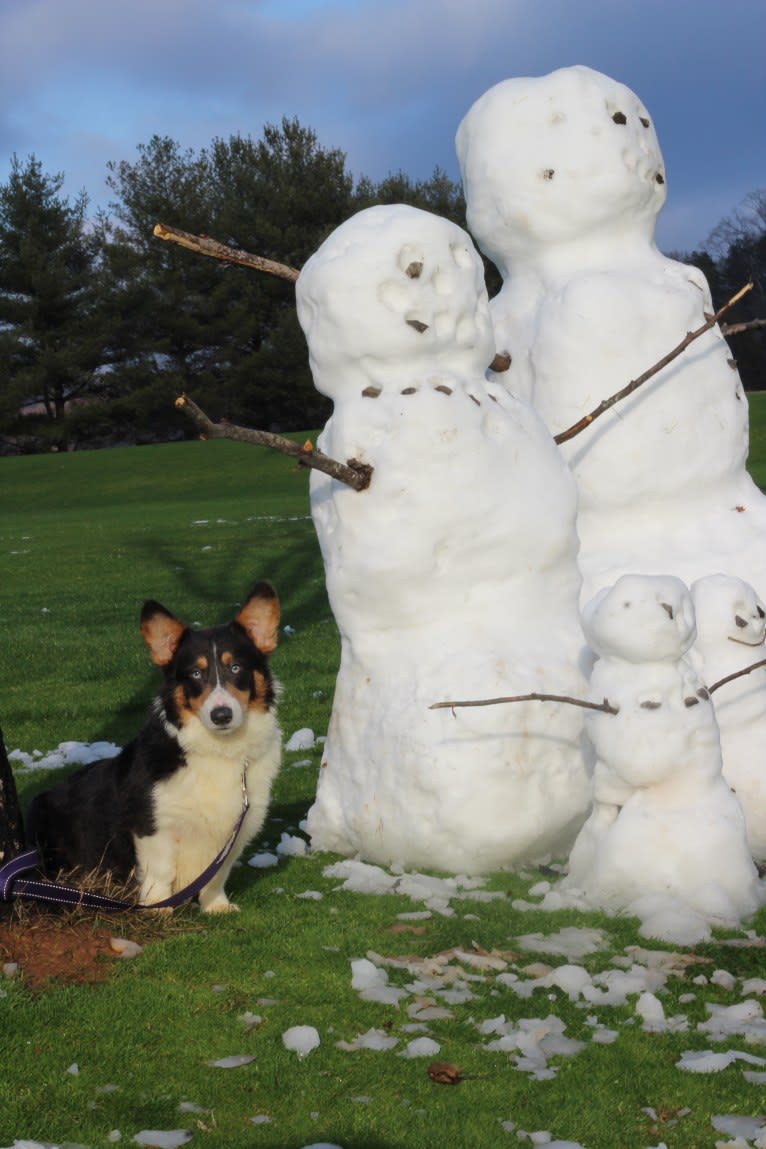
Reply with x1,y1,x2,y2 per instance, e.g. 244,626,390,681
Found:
195,655,208,670
221,651,233,666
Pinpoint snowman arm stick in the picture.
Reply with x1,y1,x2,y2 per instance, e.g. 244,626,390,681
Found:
708,656,766,696
174,394,374,491
553,282,754,445
153,223,300,283
719,318,766,336
430,692,618,714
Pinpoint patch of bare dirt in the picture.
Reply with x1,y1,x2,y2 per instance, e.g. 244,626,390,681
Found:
0,909,119,989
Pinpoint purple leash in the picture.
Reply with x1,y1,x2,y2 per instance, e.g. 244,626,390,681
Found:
0,781,250,912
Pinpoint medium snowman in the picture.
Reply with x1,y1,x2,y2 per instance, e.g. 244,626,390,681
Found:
690,573,766,859
563,573,761,929
296,203,591,874
456,65,766,602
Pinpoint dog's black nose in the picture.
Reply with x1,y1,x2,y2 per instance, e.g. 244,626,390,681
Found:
210,706,234,727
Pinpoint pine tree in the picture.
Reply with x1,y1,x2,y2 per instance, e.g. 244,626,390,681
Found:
0,155,105,446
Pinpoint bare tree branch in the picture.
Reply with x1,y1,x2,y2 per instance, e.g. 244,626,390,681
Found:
553,282,754,445
429,692,618,714
708,656,766,696
720,318,766,337
175,394,373,491
153,223,299,283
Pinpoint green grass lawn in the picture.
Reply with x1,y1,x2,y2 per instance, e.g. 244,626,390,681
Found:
1,410,766,1149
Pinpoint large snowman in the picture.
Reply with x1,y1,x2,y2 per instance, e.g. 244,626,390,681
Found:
296,204,591,873
562,574,762,939
456,65,766,603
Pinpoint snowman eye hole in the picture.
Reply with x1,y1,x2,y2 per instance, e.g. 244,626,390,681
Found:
639,116,650,128
660,602,674,619
758,607,765,619
735,615,748,628
611,111,627,125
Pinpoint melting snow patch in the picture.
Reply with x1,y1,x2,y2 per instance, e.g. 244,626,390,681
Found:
282,1025,321,1057
247,851,279,869
515,928,606,959
285,728,315,751
336,1028,399,1052
350,958,407,1006
133,1133,193,1148
699,999,766,1042
713,1115,766,1142
206,1055,255,1068
676,1049,766,1073
10,740,121,772
276,832,308,857
324,858,501,915
400,1037,441,1058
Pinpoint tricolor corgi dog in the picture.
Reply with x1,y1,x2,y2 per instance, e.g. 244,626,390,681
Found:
26,582,281,913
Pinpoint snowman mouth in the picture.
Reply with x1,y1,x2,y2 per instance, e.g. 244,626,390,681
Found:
727,635,766,647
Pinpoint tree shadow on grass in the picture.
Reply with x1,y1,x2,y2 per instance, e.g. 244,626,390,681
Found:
92,528,332,746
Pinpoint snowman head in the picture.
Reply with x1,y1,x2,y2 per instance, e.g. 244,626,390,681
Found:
456,65,666,267
691,573,766,650
583,574,696,663
295,204,495,399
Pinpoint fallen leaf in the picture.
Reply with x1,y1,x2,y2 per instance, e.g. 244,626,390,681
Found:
388,923,427,936
428,1061,462,1085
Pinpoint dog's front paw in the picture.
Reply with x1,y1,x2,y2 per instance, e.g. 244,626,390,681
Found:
202,895,240,914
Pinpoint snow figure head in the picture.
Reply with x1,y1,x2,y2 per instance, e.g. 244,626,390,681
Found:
455,65,666,267
295,204,495,398
583,574,695,663
691,574,766,652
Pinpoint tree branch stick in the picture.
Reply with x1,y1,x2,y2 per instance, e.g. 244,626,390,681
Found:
153,223,299,283
709,656,766,695
429,692,618,714
719,318,766,336
553,282,754,445
174,394,373,491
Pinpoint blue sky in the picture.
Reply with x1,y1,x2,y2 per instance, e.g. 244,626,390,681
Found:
0,0,764,253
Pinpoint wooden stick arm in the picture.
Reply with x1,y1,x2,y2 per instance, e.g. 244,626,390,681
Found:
553,282,754,445
175,394,373,492
153,223,299,283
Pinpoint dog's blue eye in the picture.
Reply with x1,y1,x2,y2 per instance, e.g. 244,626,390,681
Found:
230,663,241,675
190,669,203,680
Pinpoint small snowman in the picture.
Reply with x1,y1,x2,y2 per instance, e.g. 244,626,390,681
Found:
690,573,766,859
296,204,591,874
456,65,766,602
563,573,761,932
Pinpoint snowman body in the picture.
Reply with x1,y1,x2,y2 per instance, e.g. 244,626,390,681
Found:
296,205,591,873
690,573,766,858
456,65,766,603
564,574,761,925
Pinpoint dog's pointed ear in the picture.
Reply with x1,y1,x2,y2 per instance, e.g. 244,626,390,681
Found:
140,601,186,666
236,581,280,654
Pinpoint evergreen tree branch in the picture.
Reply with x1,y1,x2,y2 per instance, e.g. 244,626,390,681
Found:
153,223,299,283
429,692,618,714
553,282,754,445
174,394,373,491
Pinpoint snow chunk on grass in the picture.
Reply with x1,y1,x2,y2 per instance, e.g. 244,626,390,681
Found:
133,1132,193,1148
285,728,315,751
206,1054,255,1068
400,1037,441,1058
676,1048,766,1073
248,851,279,869
336,1028,399,1052
282,1025,320,1057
